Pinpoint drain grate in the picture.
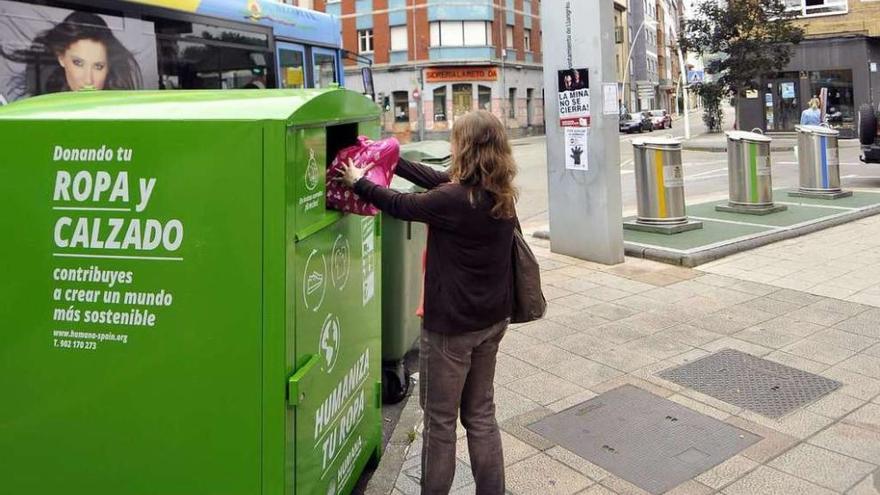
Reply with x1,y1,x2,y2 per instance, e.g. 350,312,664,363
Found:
657,349,842,418
528,385,761,495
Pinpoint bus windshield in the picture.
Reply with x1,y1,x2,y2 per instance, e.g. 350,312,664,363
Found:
0,0,345,104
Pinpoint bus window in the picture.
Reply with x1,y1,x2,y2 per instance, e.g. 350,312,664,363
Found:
277,43,306,89
157,38,273,90
312,48,337,88
155,17,273,90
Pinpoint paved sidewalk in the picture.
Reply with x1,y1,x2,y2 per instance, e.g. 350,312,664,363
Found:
699,214,880,306
379,216,880,495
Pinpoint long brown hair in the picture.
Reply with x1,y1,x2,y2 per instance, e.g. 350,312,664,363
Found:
449,110,518,219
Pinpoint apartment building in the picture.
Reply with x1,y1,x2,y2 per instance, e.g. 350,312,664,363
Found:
739,0,880,136
655,0,683,114
289,0,544,141
628,0,659,111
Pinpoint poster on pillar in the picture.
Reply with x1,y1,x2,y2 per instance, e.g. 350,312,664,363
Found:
558,68,590,127
564,127,589,171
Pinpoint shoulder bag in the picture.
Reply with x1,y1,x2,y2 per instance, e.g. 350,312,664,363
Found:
510,222,547,323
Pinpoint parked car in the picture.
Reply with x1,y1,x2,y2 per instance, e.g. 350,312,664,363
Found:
619,112,653,133
648,109,672,129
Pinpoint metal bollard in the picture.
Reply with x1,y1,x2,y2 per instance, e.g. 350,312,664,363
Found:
788,125,852,199
623,137,702,234
716,131,787,215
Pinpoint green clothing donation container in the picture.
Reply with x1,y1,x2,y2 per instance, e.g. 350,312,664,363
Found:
0,88,384,495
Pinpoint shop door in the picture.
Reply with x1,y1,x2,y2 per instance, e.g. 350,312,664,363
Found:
452,84,473,119
765,78,800,131
526,88,534,126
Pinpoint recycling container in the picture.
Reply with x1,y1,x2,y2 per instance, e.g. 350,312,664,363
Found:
796,125,843,194
632,137,688,225
721,131,786,214
379,151,449,403
400,140,452,168
380,174,428,403
0,89,384,495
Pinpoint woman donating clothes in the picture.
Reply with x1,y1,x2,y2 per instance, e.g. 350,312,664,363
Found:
338,110,517,495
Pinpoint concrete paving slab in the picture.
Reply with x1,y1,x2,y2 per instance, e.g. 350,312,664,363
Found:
694,455,759,490
810,422,880,464
505,453,594,495
722,466,837,495
789,337,858,364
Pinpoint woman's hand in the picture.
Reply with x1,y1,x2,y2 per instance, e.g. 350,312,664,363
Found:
336,158,375,188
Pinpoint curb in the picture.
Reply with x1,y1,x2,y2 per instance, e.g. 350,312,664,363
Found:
364,382,423,495
624,203,880,267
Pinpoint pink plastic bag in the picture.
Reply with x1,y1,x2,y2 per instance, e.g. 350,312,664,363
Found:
326,136,400,216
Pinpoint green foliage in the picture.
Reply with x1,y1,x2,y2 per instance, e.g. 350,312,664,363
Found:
681,0,805,97
692,82,725,132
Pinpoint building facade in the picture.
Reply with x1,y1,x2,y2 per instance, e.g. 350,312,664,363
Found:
291,0,544,141
625,0,684,114
655,0,683,114
739,0,880,136
628,0,659,111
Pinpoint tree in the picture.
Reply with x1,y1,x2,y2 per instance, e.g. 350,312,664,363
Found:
692,81,726,133
680,0,804,128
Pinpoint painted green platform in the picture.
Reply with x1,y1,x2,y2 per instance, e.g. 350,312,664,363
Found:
624,190,880,266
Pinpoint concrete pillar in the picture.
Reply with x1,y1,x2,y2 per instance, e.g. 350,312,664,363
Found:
540,0,624,264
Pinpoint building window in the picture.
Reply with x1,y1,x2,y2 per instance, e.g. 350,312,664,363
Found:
478,85,492,111
390,25,408,52
295,0,314,8
508,87,516,118
505,25,514,48
393,91,409,122
358,29,374,53
463,21,489,46
429,21,492,47
524,29,532,52
784,0,848,17
433,86,447,121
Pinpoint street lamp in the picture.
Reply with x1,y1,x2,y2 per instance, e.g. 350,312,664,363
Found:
623,18,658,114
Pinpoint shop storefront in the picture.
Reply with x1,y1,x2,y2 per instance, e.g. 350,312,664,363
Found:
739,36,880,138
345,64,545,142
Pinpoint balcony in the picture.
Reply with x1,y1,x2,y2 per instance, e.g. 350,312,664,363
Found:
785,0,848,18
659,78,675,89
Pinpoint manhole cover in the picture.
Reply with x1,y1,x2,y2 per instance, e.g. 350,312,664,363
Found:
657,349,841,418
528,385,761,495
